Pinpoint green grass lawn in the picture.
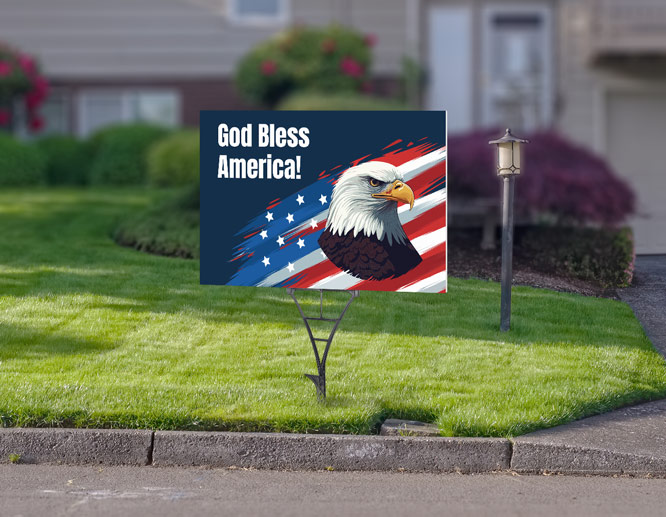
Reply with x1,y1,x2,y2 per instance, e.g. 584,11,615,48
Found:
1,188,665,437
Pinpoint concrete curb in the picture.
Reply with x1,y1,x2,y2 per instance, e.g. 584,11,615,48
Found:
152,431,510,472
0,428,153,466
4,399,666,475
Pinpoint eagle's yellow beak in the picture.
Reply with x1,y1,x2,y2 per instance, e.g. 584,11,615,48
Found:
372,180,415,210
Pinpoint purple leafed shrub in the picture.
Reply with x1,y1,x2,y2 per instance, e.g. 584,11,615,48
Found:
449,130,635,225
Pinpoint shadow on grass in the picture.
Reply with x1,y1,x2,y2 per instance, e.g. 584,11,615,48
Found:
0,322,117,359
0,264,651,351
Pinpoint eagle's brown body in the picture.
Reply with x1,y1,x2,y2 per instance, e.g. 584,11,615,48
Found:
318,228,422,280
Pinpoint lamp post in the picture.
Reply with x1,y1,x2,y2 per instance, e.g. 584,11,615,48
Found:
489,129,528,332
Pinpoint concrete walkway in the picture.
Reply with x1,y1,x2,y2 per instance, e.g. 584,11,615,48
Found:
619,255,666,357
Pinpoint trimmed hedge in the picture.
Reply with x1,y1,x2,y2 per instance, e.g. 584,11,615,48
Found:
89,124,170,185
147,130,199,187
114,185,200,259
278,92,410,111
35,135,91,185
235,25,373,107
0,134,46,186
521,226,635,288
450,129,635,225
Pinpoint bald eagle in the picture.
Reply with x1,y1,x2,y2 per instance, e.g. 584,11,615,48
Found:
318,161,422,280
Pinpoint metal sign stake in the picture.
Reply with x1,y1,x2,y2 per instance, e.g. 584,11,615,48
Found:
286,288,359,400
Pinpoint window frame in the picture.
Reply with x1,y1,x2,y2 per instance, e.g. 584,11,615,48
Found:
227,0,290,26
76,88,181,137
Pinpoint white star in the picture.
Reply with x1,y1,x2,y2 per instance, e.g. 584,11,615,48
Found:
319,194,328,205
287,262,295,272
262,256,270,267
296,195,305,205
309,218,318,229
276,235,285,246
260,229,268,239
286,213,294,224
265,211,274,222
297,238,305,249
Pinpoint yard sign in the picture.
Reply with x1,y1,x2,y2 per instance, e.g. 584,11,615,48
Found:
200,111,447,293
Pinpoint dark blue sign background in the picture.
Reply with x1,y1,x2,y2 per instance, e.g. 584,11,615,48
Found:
200,111,446,286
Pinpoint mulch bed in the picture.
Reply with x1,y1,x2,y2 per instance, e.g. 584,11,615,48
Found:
448,229,618,299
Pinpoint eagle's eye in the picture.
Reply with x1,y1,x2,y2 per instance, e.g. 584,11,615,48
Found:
369,178,381,187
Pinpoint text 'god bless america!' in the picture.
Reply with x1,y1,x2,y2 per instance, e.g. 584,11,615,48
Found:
217,123,310,180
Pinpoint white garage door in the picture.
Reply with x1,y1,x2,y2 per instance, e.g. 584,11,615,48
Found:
607,92,666,254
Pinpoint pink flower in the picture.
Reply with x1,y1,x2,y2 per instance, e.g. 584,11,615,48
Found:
28,115,44,132
18,54,35,74
0,61,12,77
321,38,337,54
0,109,11,126
25,77,49,109
340,56,364,78
364,34,377,47
260,59,278,76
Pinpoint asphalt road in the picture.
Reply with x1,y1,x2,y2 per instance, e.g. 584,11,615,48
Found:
2,465,666,517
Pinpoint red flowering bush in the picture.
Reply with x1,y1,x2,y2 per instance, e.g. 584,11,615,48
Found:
235,25,373,107
0,42,48,132
449,129,635,225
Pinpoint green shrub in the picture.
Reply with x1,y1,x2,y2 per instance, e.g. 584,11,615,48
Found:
35,135,91,185
147,130,199,187
114,185,200,258
278,92,410,111
235,25,372,107
0,134,46,186
89,124,170,185
521,226,635,288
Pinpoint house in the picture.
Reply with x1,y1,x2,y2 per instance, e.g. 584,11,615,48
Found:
2,0,664,253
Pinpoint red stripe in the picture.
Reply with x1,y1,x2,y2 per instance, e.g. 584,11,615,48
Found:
382,139,402,150
407,160,447,199
375,142,439,167
402,203,446,240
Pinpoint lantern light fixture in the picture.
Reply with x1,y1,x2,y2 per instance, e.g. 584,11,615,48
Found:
489,128,529,176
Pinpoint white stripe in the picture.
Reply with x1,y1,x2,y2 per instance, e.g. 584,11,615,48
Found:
310,271,358,290
412,227,447,255
397,271,447,293
399,147,447,181
398,188,446,219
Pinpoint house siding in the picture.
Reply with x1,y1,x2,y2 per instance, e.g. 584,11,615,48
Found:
0,0,408,79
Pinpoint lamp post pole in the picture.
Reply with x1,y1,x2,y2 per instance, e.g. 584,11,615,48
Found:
500,175,515,332
489,128,528,332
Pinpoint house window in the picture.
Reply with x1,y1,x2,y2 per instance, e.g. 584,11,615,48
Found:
228,0,289,25
77,90,180,137
481,6,553,131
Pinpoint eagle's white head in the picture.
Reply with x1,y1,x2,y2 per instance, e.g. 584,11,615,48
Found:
325,161,415,246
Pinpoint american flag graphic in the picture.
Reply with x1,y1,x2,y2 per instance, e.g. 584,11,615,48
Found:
226,139,447,294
